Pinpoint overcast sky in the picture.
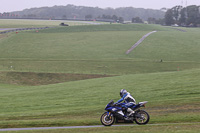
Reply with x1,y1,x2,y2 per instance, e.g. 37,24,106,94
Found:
0,0,200,12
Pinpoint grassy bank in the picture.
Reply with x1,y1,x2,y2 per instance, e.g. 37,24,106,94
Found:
0,68,199,128
0,20,199,130
0,24,200,75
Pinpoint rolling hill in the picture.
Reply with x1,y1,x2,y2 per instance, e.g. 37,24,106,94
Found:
0,20,199,129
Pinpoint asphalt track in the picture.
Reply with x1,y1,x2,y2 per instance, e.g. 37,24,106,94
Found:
126,31,157,54
0,27,51,34
0,122,199,131
0,28,18,31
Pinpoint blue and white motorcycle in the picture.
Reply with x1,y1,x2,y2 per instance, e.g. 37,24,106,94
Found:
100,100,150,126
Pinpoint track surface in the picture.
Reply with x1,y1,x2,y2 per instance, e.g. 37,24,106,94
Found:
0,123,199,131
126,31,157,54
0,27,51,34
0,28,18,31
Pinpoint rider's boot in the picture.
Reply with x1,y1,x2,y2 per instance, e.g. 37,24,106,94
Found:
127,108,135,116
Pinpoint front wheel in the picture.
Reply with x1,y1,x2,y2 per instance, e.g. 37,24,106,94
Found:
100,112,115,126
134,110,150,125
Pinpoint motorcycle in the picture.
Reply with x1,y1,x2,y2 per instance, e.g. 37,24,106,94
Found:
100,100,150,126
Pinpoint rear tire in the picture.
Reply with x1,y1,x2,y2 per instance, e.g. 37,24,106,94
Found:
100,112,115,126
134,110,150,125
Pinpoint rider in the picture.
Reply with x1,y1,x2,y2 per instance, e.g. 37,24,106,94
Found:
115,89,136,117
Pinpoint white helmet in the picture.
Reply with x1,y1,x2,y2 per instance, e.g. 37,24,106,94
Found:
120,89,127,97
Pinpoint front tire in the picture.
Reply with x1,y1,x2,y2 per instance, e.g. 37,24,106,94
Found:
100,112,115,126
134,110,150,125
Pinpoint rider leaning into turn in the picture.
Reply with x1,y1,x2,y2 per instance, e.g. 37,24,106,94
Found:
115,89,136,117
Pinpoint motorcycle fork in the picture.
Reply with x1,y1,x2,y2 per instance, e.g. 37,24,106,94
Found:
107,112,112,119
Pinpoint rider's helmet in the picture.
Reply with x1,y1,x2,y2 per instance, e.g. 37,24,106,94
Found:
120,89,127,97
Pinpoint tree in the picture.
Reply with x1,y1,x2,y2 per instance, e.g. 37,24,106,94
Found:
118,17,124,23
165,9,174,25
102,14,112,19
148,17,156,24
164,5,200,27
12,4,165,21
156,18,165,25
85,14,93,20
186,5,200,26
62,15,67,19
171,6,182,23
179,7,187,26
112,15,118,22
132,17,143,23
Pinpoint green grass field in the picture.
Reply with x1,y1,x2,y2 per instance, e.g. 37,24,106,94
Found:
0,19,105,28
0,19,199,132
1,24,200,74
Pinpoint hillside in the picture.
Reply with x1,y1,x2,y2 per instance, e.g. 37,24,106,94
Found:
0,20,199,129
0,68,199,127
11,4,165,21
0,23,200,75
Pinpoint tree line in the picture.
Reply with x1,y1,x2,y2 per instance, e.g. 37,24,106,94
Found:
165,5,200,26
0,4,164,23
3,4,199,26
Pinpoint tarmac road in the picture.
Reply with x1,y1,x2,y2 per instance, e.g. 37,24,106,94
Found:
0,125,136,131
126,31,157,54
0,28,18,31
0,122,199,132
0,27,51,34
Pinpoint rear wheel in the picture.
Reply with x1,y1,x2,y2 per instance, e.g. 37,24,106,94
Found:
134,110,150,125
100,112,115,126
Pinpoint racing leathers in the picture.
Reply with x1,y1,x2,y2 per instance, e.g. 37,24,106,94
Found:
116,92,136,117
